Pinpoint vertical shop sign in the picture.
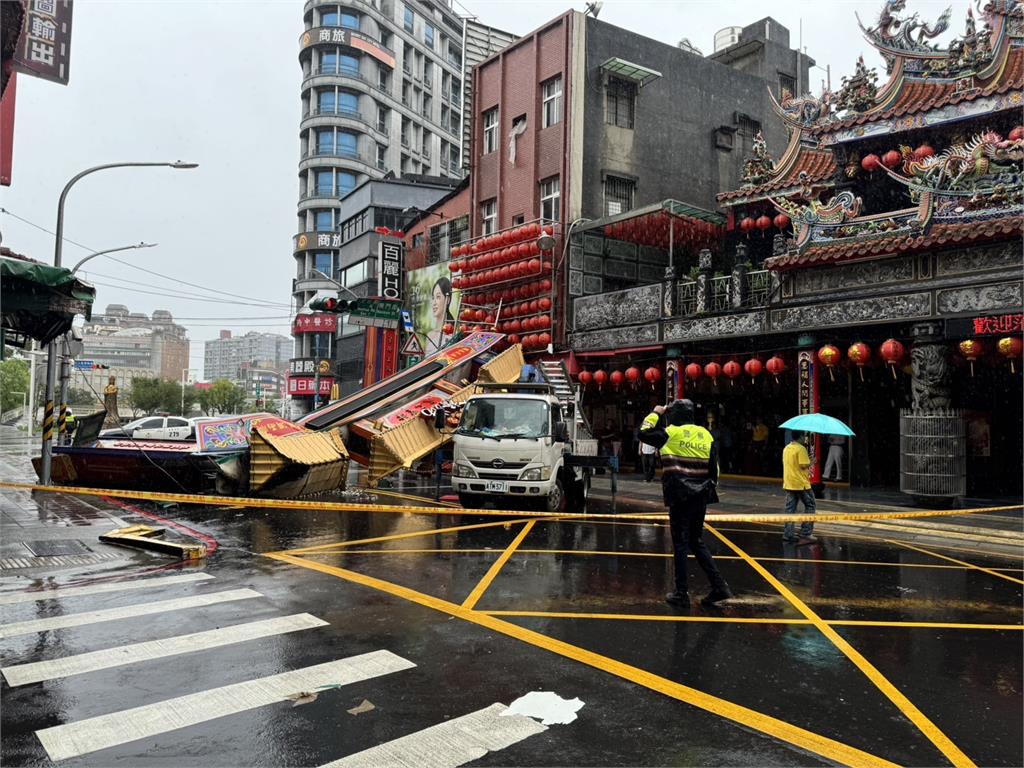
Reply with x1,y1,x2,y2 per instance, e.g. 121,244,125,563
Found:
797,350,822,483
665,360,680,402
13,0,74,85
378,241,403,301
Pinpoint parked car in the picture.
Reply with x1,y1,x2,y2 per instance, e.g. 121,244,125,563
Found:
100,415,193,441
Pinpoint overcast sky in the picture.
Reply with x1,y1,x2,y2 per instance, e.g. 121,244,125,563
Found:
0,0,967,375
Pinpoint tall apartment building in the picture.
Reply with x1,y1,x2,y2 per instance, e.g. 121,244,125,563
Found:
203,330,292,382
81,305,190,381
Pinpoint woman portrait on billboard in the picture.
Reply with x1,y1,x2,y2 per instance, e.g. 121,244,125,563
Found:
426,275,455,351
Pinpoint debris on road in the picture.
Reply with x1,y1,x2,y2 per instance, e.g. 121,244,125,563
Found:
503,691,584,725
347,699,376,716
98,525,207,560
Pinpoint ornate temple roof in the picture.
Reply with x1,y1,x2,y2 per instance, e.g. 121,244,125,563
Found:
766,213,1023,269
716,132,836,205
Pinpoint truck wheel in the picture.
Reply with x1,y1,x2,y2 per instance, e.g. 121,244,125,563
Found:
458,493,483,509
543,478,566,513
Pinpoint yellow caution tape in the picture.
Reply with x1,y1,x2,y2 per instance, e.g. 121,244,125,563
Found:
1,480,1020,527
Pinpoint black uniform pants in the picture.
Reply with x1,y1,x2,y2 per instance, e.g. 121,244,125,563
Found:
668,494,728,594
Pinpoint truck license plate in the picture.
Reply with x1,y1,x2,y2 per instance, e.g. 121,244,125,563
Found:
486,480,507,493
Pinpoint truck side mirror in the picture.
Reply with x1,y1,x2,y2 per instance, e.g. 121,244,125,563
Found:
553,421,569,443
434,410,446,430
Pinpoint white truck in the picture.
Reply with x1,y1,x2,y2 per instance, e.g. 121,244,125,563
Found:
450,360,602,512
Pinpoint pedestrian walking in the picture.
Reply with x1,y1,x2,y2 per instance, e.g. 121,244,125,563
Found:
823,434,845,481
640,437,657,482
640,399,733,608
782,431,817,544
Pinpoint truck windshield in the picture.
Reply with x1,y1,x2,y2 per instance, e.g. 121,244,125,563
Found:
458,398,549,439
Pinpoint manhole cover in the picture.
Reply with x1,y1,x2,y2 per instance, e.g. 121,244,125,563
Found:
22,540,93,557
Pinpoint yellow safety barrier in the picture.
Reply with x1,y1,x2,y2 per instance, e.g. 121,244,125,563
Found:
1,480,1020,526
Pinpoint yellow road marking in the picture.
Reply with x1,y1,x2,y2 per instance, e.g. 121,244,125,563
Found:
2,481,1018,527
481,610,1023,631
370,488,461,507
462,521,535,609
707,525,977,768
264,552,899,768
272,517,543,555
883,539,1024,586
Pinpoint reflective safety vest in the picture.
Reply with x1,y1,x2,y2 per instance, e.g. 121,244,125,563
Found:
660,424,714,478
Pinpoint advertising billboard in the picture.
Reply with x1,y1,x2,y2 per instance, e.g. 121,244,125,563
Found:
406,261,462,357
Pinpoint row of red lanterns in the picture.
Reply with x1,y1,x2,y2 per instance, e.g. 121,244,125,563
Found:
450,222,549,259
578,366,663,390
601,211,720,250
683,358,780,384
738,213,791,234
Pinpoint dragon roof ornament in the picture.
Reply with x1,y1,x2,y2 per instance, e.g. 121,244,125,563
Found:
740,132,776,186
857,0,953,69
881,130,1024,196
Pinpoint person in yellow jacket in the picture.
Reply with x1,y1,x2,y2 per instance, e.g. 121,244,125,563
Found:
639,399,733,609
782,431,817,544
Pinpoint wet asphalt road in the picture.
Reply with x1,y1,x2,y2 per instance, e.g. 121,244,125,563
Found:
1,436,1021,766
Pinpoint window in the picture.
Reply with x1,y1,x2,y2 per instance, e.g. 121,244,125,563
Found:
447,41,461,68
481,199,497,235
606,76,636,129
321,11,339,26
168,418,189,428
403,5,414,32
423,62,433,87
314,252,334,275
376,105,388,132
422,129,432,158
422,94,432,118
603,175,635,216
316,90,334,114
378,65,389,90
340,54,359,75
317,130,334,154
451,76,461,107
512,214,525,226
540,176,560,222
338,171,357,196
482,108,498,154
341,12,359,30
344,259,368,285
376,143,387,170
737,113,761,136
412,233,425,249
779,73,796,98
424,23,435,48
139,418,164,430
542,76,563,128
321,52,338,73
338,91,358,115
337,131,358,157
314,211,334,231
316,170,334,195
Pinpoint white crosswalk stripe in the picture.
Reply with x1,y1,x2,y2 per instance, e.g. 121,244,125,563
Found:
2,613,329,686
321,703,547,768
0,588,261,638
0,572,215,605
35,651,417,761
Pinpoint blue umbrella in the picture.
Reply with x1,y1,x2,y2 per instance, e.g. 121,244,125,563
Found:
778,413,855,437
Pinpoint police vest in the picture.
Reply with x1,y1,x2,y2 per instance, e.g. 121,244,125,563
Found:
660,424,713,478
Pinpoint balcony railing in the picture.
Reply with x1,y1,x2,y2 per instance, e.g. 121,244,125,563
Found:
306,106,362,119
305,147,361,159
311,65,364,79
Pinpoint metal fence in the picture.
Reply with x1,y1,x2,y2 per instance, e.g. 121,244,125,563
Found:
899,409,966,498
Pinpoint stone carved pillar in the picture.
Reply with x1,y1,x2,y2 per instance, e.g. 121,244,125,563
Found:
695,249,713,315
909,322,952,411
662,265,677,318
730,243,748,309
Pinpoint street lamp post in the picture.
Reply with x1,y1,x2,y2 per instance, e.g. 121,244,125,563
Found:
40,161,198,485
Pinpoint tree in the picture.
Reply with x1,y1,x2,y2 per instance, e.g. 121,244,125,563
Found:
207,379,247,415
123,377,186,416
67,387,99,407
0,359,29,415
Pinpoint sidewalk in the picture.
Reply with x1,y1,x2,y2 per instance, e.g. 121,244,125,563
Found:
595,471,1024,560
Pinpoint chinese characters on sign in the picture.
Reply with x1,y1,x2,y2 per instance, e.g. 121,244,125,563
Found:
972,314,1023,336
287,377,334,395
13,0,73,86
301,27,396,69
378,241,403,301
292,313,339,334
288,358,334,375
315,233,344,248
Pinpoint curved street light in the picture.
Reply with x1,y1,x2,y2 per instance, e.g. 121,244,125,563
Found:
40,160,199,484
71,241,158,275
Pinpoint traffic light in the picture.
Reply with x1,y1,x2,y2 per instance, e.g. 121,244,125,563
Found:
309,297,351,313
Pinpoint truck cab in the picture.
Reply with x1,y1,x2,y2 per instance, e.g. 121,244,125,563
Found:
451,381,593,512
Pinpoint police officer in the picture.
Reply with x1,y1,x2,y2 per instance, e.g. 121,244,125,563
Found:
639,399,733,608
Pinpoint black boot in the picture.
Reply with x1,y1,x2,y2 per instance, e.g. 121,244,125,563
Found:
665,591,690,608
700,586,734,606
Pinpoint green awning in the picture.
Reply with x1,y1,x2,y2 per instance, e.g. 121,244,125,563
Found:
1,254,96,346
600,57,662,87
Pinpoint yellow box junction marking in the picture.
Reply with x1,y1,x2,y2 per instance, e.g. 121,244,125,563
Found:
706,524,977,768
883,539,1024,586
462,521,535,609
264,551,899,768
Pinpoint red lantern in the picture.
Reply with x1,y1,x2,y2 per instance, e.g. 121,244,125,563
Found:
817,344,841,381
539,297,552,311
610,370,625,388
703,362,721,383
847,342,871,381
773,213,791,230
766,355,785,382
882,150,901,169
593,370,608,390
625,366,641,385
997,336,1023,373
880,338,904,379
755,215,772,231
507,333,520,346
744,358,763,382
539,332,551,348
1009,126,1024,142
685,362,702,381
913,144,935,161
722,360,741,386
959,339,983,377
739,217,755,234
443,322,454,335
578,370,594,387
861,154,880,172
